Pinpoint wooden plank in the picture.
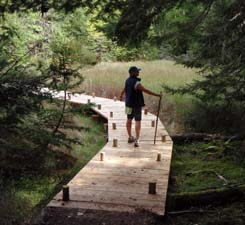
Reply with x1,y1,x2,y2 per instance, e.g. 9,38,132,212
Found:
78,166,170,177
85,160,171,171
48,199,165,215
92,151,170,159
62,183,168,197
68,174,169,187
54,190,166,207
47,92,173,217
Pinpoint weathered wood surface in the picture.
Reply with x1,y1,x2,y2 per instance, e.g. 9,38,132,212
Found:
48,92,173,215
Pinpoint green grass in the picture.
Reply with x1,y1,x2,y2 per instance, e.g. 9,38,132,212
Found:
167,201,245,225
170,141,245,193
80,60,199,94
0,113,106,225
78,60,200,134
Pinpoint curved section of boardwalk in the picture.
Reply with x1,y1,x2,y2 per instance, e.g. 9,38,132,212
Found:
48,93,173,215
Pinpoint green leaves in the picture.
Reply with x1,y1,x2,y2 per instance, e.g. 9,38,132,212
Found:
0,8,97,175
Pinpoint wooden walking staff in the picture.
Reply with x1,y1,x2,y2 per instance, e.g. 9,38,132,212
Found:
154,92,162,144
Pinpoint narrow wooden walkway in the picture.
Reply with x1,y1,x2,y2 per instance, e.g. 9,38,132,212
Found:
48,92,173,216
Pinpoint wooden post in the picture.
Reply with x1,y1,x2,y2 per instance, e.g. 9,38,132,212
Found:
157,152,161,161
148,182,156,194
70,101,80,107
112,122,116,130
113,139,118,147
114,96,117,101
110,112,113,118
98,104,101,110
103,123,108,131
87,99,91,104
162,135,166,142
67,93,71,100
100,152,105,161
92,92,95,98
151,120,155,127
62,185,69,201
92,114,100,121
144,108,148,115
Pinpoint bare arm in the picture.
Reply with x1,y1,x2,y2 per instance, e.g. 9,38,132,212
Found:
136,83,161,97
120,87,125,101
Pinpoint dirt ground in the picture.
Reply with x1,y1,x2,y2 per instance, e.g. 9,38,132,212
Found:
33,201,245,225
34,207,162,225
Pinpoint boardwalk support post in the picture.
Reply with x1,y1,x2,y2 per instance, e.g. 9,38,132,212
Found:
62,185,69,201
157,152,161,161
149,182,156,194
100,152,105,161
162,135,166,142
112,122,116,130
144,108,148,115
98,104,101,110
67,93,71,100
87,99,91,104
103,123,108,131
151,120,155,127
113,139,118,147
92,114,100,121
110,112,113,118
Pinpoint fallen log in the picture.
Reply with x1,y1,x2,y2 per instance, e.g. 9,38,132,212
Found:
171,133,245,143
166,184,245,211
167,209,209,215
185,169,229,185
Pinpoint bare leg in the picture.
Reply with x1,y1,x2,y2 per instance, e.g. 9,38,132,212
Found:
135,121,141,140
126,119,133,137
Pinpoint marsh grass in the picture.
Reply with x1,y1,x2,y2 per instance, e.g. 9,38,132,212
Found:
170,141,245,193
78,60,200,134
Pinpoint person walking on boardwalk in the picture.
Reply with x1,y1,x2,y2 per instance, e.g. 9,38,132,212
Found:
120,66,161,147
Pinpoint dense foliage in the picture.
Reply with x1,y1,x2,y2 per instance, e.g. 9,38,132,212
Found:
87,0,245,133
80,0,245,106
160,0,245,105
0,9,96,176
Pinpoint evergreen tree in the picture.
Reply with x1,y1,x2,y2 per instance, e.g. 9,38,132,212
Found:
0,9,96,175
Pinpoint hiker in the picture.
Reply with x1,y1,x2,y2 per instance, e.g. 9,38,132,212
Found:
120,66,161,147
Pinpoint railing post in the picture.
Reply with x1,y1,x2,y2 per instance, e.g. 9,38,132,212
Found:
148,182,156,194
62,185,69,201
113,139,118,147
157,152,161,161
151,120,155,127
100,152,105,161
112,122,116,130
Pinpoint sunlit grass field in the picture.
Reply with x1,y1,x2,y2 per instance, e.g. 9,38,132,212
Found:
80,60,199,94
78,60,200,134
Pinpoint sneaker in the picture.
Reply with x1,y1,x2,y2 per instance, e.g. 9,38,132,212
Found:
134,139,139,147
128,136,135,143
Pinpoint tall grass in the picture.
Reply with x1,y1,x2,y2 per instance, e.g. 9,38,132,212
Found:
78,60,200,134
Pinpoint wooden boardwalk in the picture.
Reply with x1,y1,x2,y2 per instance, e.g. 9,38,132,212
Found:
48,92,173,216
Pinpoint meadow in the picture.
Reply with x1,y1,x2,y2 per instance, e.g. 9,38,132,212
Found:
78,60,200,134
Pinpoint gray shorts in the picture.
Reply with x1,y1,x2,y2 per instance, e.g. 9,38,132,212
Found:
126,107,142,121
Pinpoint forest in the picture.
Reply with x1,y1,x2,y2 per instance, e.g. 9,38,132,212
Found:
0,0,244,225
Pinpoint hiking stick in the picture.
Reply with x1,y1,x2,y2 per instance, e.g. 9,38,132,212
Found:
154,93,162,145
